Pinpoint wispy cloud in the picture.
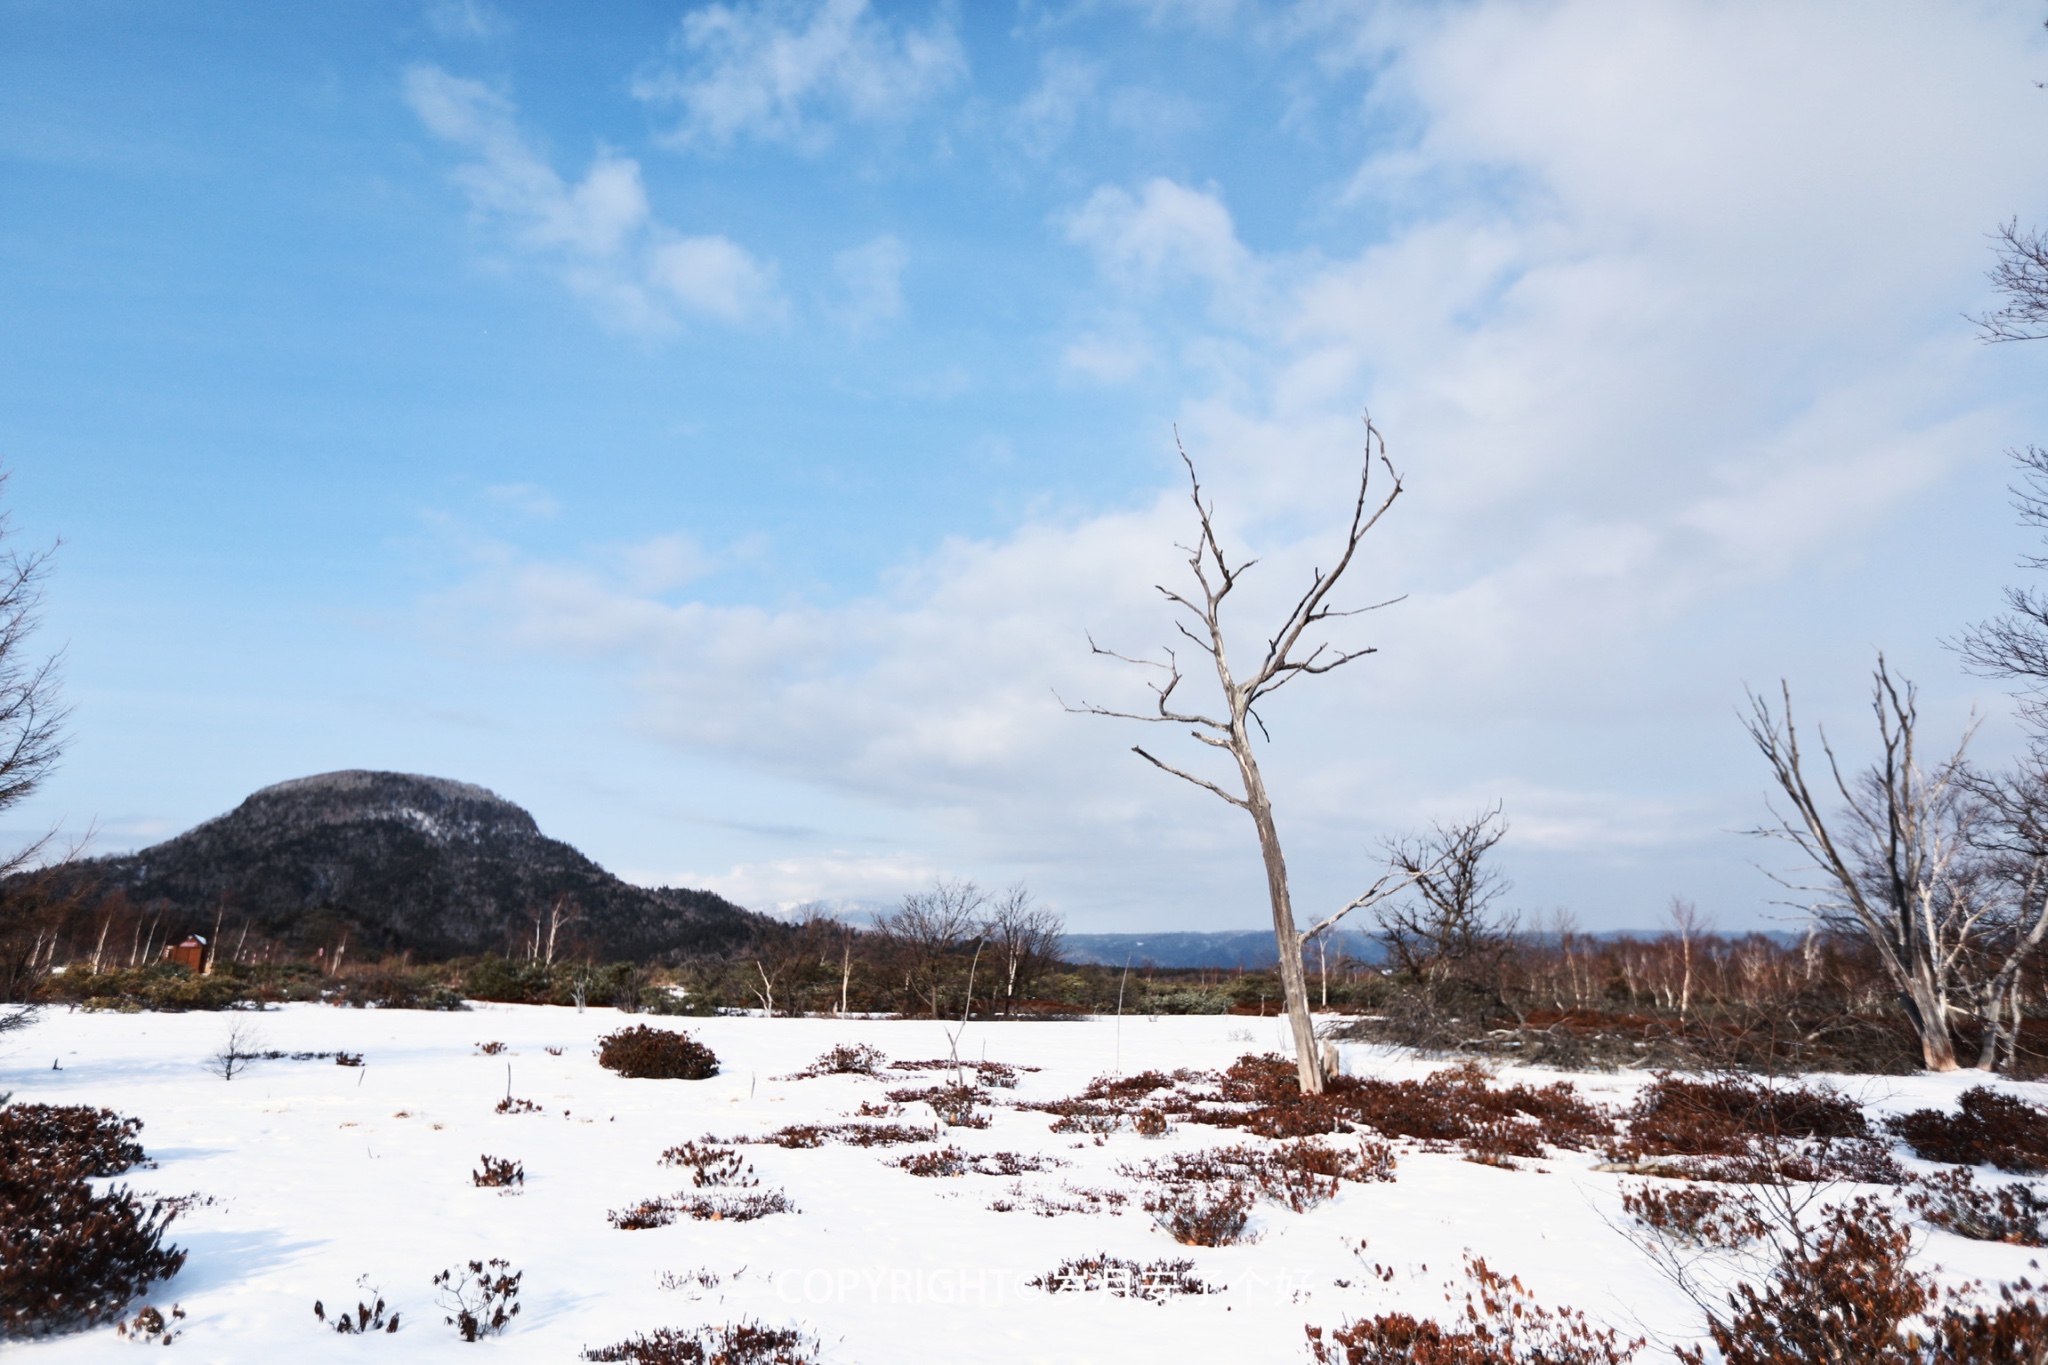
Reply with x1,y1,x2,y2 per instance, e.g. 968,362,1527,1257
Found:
425,0,507,42
831,233,907,332
405,65,784,332
484,482,559,518
421,1,2048,925
633,0,966,152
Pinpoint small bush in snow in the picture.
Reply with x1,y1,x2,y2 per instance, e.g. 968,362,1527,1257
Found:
1619,1183,1767,1251
433,1259,521,1342
1143,1180,1256,1246
114,1302,184,1343
1307,1253,1642,1364
785,1043,885,1078
1671,1198,2048,1365
471,1155,524,1189
314,1278,398,1334
658,1143,756,1189
582,1319,820,1364
1602,1074,1899,1184
607,1191,794,1229
746,1121,938,1148
1028,1254,1215,1302
1888,1087,2048,1174
1908,1167,2048,1246
597,1027,719,1081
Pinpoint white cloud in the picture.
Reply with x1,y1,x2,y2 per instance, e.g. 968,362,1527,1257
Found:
1011,52,1097,158
484,482,559,518
647,234,784,323
633,0,966,152
680,852,945,914
404,65,783,332
426,0,507,41
1061,178,1253,296
831,233,908,332
427,2,2048,927
1061,333,1151,384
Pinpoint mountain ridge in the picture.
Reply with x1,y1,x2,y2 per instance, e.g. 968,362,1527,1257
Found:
49,770,765,963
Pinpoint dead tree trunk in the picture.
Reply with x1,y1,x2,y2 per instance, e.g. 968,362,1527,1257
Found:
1745,662,1974,1072
1069,418,1412,1094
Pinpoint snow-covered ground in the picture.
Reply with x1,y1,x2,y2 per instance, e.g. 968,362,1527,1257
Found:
3,1004,2042,1363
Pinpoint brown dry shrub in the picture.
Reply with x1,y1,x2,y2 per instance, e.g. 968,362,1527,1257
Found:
582,1320,819,1364
0,1103,184,1337
885,1083,990,1127
1619,1184,1768,1250
1907,1167,2048,1247
1190,1055,1612,1155
472,1155,524,1188
1027,1254,1215,1302
658,1143,756,1189
892,1146,967,1178
1671,1198,2048,1365
1143,1180,1255,1246
752,1122,938,1149
891,1147,1060,1178
783,1044,885,1079
0,1105,147,1178
1604,1074,1899,1184
1121,1138,1394,1214
607,1191,795,1229
1613,1074,1867,1160
1888,1087,2048,1174
597,1027,719,1081
1306,1254,1641,1364
987,1182,1129,1217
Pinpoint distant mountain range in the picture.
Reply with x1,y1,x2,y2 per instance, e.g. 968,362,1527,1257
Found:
1060,930,1385,969
46,770,766,963
1060,927,1807,969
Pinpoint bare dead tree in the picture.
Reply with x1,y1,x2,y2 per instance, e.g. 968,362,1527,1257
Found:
1958,757,2048,1069
206,1019,262,1082
878,879,986,1019
1375,806,1515,989
1668,897,1712,1023
1972,218,2048,343
1955,446,2048,727
1067,419,1413,1093
1745,661,1983,1071
0,479,68,1021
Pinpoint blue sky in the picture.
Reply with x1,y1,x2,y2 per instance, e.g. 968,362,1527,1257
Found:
5,0,2048,932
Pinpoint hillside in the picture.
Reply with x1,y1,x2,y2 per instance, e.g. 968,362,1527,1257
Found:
52,770,764,962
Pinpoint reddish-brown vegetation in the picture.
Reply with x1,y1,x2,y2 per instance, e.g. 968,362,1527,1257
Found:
1306,1254,1641,1364
0,1103,185,1337
582,1320,819,1363
1888,1087,2048,1174
1603,1074,1901,1184
1907,1167,2048,1247
596,1026,720,1081
1027,1255,1215,1302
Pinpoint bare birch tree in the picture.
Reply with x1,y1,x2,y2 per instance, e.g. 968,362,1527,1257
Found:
1069,420,1412,1093
981,886,1062,1018
1741,660,2048,1071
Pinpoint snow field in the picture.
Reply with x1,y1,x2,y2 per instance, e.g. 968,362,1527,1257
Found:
3,1004,2044,1363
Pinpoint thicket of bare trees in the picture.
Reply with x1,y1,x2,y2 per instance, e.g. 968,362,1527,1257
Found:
0,471,69,1021
1072,421,1412,1095
731,880,1064,1021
